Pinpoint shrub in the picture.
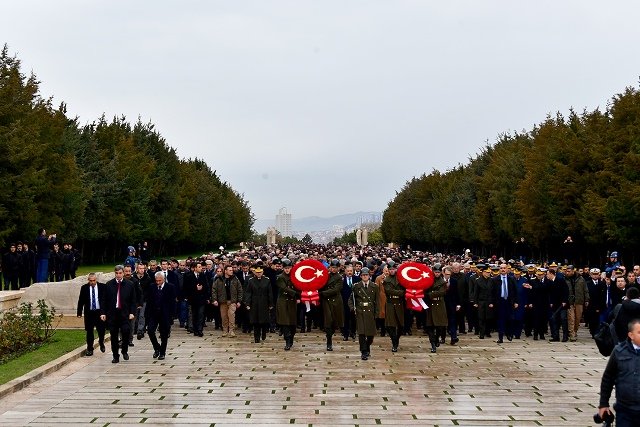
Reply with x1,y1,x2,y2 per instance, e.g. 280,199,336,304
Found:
0,300,57,363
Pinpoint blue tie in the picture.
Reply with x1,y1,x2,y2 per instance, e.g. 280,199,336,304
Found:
502,277,508,299
91,287,96,310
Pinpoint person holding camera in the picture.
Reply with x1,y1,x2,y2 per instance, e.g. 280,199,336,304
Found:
598,318,640,426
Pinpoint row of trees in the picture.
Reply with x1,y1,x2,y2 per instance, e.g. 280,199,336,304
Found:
381,84,640,264
0,45,253,263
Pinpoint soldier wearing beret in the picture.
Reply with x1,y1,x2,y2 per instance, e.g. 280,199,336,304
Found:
383,260,405,352
319,259,344,351
348,268,379,360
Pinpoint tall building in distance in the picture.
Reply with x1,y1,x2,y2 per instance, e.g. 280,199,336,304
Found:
275,207,292,237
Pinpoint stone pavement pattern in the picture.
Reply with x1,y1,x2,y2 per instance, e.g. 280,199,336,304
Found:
0,328,608,426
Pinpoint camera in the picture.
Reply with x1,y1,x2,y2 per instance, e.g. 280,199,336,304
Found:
593,411,614,426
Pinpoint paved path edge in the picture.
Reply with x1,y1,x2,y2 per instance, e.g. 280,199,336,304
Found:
0,335,111,400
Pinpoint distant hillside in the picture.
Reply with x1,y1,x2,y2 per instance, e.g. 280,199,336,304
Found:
253,211,381,234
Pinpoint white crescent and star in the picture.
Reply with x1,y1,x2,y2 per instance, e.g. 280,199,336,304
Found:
400,266,430,282
294,265,324,283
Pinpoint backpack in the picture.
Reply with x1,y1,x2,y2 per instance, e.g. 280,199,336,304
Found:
593,304,621,357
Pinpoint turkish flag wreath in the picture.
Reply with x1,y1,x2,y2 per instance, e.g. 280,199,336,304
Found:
397,262,435,312
291,259,329,312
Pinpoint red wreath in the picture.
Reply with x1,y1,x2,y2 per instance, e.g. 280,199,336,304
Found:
291,259,329,310
397,262,435,312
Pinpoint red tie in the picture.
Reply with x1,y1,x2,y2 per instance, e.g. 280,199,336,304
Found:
116,280,121,309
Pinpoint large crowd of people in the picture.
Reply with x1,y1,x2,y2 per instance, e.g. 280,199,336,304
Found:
75,243,640,364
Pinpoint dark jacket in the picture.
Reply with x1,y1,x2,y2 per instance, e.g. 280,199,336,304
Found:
320,272,344,329
613,299,640,343
244,275,274,324
77,282,107,317
145,282,177,325
184,271,209,305
599,339,640,411
276,271,299,326
548,277,569,310
104,278,137,325
212,275,243,304
491,274,517,306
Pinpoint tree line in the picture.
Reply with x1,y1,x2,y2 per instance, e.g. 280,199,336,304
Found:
381,84,640,265
0,45,253,263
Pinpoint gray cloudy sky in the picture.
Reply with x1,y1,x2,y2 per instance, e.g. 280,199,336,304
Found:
3,1,640,223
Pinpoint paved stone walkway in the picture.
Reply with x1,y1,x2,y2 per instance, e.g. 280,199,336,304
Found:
0,327,608,426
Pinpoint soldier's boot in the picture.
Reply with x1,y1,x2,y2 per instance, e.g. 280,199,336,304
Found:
430,340,437,353
284,329,292,351
366,336,374,357
254,329,261,343
326,333,333,351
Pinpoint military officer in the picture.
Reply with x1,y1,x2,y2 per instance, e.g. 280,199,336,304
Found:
348,267,379,360
383,260,405,352
276,259,300,350
472,265,496,339
245,265,274,343
319,259,344,351
426,264,448,353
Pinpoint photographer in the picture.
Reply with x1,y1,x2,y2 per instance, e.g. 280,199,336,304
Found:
598,318,640,425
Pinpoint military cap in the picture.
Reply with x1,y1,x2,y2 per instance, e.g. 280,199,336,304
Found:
549,262,558,268
615,268,624,275
432,263,442,272
281,258,292,267
387,260,397,268
329,259,340,267
360,267,370,275
271,258,282,265
589,267,601,274
253,266,264,273
610,251,619,258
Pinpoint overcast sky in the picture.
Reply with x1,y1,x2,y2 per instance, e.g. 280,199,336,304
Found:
3,1,640,223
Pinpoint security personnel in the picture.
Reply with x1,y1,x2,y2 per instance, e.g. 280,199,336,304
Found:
244,265,274,343
426,264,448,353
348,268,378,360
472,265,496,339
319,259,344,351
276,259,299,350
383,260,405,352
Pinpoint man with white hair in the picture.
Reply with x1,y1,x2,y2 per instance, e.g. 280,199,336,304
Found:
146,272,176,360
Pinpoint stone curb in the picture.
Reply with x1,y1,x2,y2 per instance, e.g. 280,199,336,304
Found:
0,335,111,400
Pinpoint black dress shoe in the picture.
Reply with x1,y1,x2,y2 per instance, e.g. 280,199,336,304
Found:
342,336,349,341
361,354,368,360
85,350,93,356
112,358,119,363
254,338,260,343
507,335,513,341
479,335,484,339
158,354,165,360
561,337,568,342
284,345,291,351
326,346,333,351
549,338,560,342
533,335,539,340
128,342,134,347
100,344,106,353
122,353,129,361
496,339,503,344
153,350,160,359
439,337,445,344
486,334,492,338
450,338,459,345
137,333,144,340
391,347,397,353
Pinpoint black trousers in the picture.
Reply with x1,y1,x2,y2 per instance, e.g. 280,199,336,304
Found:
84,310,105,350
358,334,374,354
192,304,205,334
109,312,131,358
253,323,268,341
148,313,171,356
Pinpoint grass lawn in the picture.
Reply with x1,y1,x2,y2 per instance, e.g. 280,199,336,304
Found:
0,329,88,385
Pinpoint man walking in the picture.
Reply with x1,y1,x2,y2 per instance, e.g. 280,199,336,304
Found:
76,273,106,355
146,272,177,360
102,265,136,363
348,268,378,360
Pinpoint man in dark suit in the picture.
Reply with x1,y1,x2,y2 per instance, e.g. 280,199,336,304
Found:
547,268,569,342
341,264,361,340
77,273,107,355
146,272,177,359
184,261,209,337
235,261,253,333
102,265,137,363
491,263,518,343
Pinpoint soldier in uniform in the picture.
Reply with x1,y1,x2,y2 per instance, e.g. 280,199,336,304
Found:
319,259,344,351
383,260,405,352
472,265,496,339
244,265,274,343
348,268,378,360
276,259,300,350
426,264,449,353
